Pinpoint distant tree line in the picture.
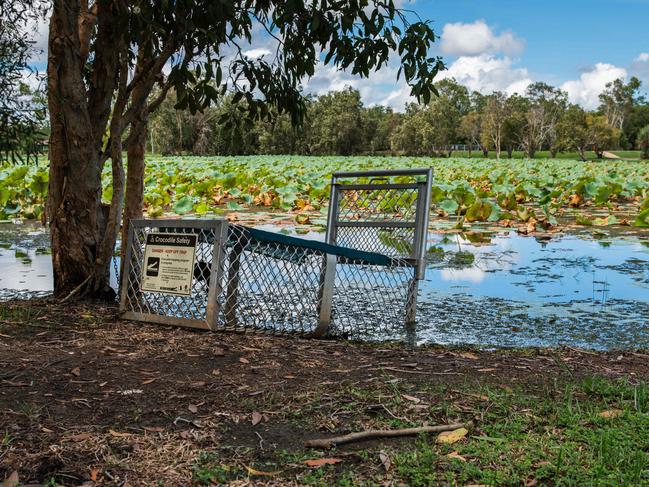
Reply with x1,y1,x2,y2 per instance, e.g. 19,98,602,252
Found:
149,77,649,160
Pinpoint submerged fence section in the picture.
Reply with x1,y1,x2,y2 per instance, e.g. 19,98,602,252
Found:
120,168,433,340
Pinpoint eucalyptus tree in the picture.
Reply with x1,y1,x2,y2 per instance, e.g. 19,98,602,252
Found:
457,112,481,157
598,77,642,132
559,104,620,161
0,1,47,164
480,91,509,159
639,125,649,159
45,0,444,298
521,82,567,158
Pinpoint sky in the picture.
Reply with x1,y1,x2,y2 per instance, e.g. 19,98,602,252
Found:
302,0,649,110
26,0,649,112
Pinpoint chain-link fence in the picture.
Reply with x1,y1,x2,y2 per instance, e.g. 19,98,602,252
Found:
120,220,227,330
120,168,433,341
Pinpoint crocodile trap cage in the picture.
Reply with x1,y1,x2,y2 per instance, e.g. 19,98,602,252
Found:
120,168,432,340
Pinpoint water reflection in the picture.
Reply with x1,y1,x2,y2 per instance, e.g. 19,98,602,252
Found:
1,221,648,350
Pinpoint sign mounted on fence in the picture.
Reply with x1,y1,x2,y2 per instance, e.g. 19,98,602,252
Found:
141,233,197,296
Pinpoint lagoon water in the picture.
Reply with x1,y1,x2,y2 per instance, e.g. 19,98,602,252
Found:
1,221,648,349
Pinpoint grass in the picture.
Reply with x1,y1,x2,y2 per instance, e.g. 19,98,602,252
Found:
188,376,649,486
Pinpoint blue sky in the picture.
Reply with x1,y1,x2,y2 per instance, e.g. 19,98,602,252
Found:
26,1,649,111
423,0,648,82
303,0,649,110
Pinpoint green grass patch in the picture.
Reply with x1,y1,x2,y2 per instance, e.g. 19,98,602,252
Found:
191,376,649,486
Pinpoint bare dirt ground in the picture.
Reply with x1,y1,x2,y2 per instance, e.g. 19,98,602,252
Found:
1,299,648,486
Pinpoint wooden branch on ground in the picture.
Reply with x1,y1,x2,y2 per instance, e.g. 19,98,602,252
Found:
305,422,471,449
60,275,92,303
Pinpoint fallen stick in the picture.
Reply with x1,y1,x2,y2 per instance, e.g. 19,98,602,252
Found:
305,422,471,449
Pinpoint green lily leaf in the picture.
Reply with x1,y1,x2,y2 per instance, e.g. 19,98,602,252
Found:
172,195,194,215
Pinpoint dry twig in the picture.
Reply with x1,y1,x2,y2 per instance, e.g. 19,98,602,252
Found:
305,422,471,449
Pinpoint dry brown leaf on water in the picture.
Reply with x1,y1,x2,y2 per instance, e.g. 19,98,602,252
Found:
188,404,198,413
303,458,343,467
2,471,19,487
402,394,421,403
295,213,311,225
569,193,582,207
246,466,279,477
379,451,391,472
436,427,469,444
598,409,623,418
239,357,250,364
446,451,467,462
251,411,263,426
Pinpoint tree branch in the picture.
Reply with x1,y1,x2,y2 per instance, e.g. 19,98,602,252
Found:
305,422,471,449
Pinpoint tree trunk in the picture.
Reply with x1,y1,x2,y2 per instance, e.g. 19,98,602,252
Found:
47,0,122,299
47,0,104,296
578,147,586,161
121,117,147,273
507,147,513,158
482,147,488,158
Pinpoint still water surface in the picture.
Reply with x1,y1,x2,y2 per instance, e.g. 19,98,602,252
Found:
1,221,648,349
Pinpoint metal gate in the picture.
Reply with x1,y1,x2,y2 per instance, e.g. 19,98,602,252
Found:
119,168,432,340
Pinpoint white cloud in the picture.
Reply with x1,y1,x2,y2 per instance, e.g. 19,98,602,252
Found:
243,48,272,59
309,54,534,111
440,20,524,57
303,61,404,108
440,54,533,95
25,16,49,63
630,52,649,85
560,63,627,109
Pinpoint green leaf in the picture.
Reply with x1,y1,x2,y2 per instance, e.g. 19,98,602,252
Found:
3,203,21,215
439,199,459,215
576,214,594,226
465,199,493,222
634,209,649,228
172,196,194,215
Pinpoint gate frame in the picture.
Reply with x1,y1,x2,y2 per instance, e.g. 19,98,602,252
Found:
320,168,433,328
119,218,228,330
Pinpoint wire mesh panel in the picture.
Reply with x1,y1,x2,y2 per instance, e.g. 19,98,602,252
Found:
212,225,417,339
120,219,227,330
119,169,432,341
326,169,433,275
214,224,325,335
328,257,415,340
